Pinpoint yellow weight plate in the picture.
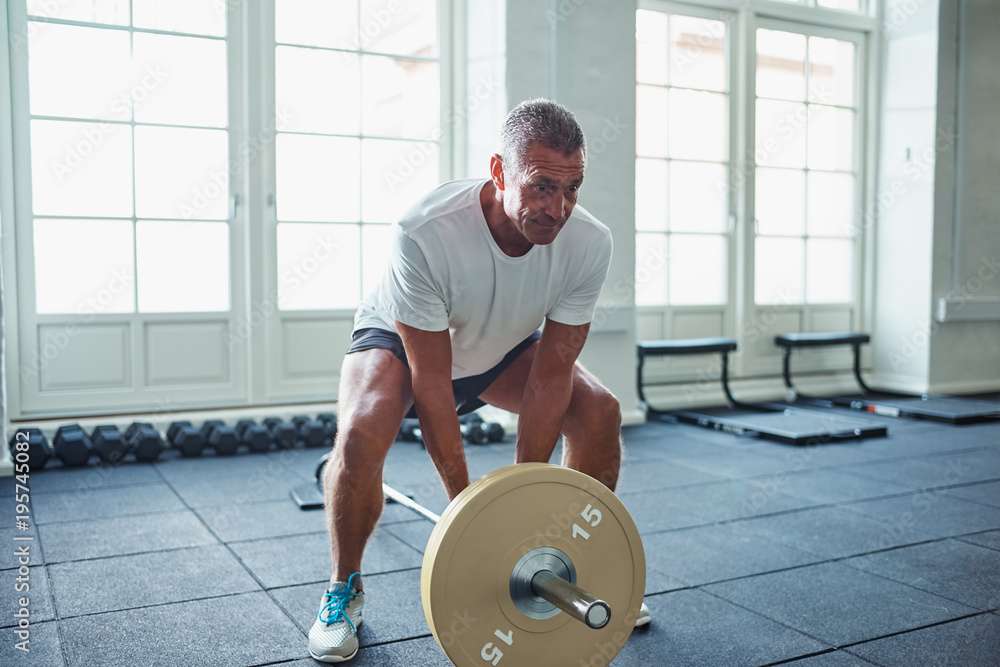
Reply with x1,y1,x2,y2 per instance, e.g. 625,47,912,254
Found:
421,463,645,667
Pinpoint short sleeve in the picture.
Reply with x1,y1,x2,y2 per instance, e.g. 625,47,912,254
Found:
378,226,450,331
546,230,613,326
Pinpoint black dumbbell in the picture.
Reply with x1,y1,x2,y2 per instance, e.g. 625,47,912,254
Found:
460,421,489,445
265,419,297,450
485,422,505,442
317,413,338,446
168,421,205,458
124,422,164,462
200,420,225,441
8,428,52,471
297,419,326,448
91,425,126,464
208,425,240,455
398,418,422,442
53,424,94,467
236,420,272,454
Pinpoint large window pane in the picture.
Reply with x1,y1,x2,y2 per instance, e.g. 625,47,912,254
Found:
636,9,668,86
276,134,360,222
133,33,228,128
635,233,669,306
31,120,133,217
755,168,804,236
756,99,807,169
361,139,439,223
756,29,806,101
669,15,725,92
756,237,804,304
136,221,230,312
134,126,229,220
807,106,854,171
29,23,132,120
27,0,129,25
277,223,360,310
669,234,727,305
360,0,437,58
807,171,854,237
669,89,725,161
133,0,226,37
818,0,861,11
669,161,727,233
276,0,358,48
276,47,360,135
34,219,135,314
362,223,392,297
636,85,668,158
635,158,668,232
809,37,855,105
806,238,852,302
361,56,438,139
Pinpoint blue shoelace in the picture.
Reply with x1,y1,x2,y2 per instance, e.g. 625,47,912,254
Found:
318,572,361,632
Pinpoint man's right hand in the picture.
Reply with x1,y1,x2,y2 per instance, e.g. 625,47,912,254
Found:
395,321,471,500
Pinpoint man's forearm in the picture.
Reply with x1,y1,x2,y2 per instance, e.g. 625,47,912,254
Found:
515,374,573,463
413,382,471,500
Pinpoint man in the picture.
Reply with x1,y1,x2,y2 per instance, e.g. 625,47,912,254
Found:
309,98,646,663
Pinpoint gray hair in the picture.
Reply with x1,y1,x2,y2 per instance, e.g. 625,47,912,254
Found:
497,98,587,177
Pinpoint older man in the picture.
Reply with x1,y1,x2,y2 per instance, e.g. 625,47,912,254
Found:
309,98,645,663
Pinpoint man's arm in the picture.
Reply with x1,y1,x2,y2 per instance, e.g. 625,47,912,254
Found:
395,321,470,500
515,318,590,463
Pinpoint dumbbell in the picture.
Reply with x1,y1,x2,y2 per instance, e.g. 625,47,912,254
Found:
264,418,297,450
486,422,505,442
460,421,489,445
236,420,272,454
53,424,94,467
8,428,52,471
168,421,205,458
317,413,338,446
398,418,422,442
91,425,127,464
123,422,165,462
293,416,326,448
208,425,240,456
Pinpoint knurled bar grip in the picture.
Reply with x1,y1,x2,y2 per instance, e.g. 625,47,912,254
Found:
530,569,611,629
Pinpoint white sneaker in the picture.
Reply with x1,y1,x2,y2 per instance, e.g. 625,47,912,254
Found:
635,601,651,627
308,573,364,663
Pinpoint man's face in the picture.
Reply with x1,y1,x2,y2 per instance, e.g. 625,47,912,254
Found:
501,144,585,246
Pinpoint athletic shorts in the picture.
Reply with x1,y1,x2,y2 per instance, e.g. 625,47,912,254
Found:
346,327,542,417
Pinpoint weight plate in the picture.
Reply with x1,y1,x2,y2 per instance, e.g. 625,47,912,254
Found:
421,463,645,667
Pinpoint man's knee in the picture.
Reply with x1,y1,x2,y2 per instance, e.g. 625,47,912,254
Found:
330,409,398,477
568,384,621,435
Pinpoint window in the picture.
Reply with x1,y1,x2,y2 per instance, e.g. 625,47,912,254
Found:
635,8,729,307
273,0,442,310
26,0,231,314
753,26,859,305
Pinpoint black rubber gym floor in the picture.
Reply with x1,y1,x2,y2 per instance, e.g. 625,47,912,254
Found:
3,401,999,666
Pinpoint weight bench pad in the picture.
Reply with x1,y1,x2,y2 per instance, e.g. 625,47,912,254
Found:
638,337,738,357
774,332,870,349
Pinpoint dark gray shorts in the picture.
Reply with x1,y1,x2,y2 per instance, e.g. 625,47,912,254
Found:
347,327,542,417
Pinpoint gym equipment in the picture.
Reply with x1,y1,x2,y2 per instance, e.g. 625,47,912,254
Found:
317,413,338,445
8,428,52,471
398,418,422,442
91,425,126,464
776,332,1000,425
264,418,297,450
208,425,240,456
236,420,272,453
123,422,165,462
168,421,205,458
199,420,225,442
637,338,888,445
292,454,645,666
295,417,326,448
423,463,644,665
53,425,93,467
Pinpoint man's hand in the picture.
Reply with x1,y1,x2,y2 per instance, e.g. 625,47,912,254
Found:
395,321,471,500
516,319,590,463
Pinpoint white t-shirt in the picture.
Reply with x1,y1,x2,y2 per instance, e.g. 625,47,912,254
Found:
354,178,613,379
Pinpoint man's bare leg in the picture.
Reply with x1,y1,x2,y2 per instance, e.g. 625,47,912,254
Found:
477,342,623,491
324,348,413,591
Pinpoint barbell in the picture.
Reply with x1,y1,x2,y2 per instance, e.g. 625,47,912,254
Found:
308,456,646,666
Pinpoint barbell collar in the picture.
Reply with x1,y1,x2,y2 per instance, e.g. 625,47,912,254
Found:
530,569,611,630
